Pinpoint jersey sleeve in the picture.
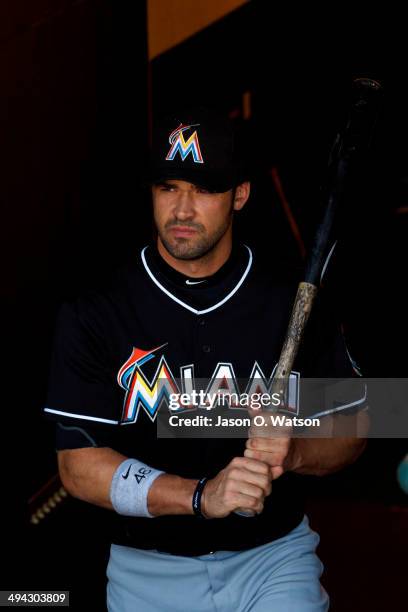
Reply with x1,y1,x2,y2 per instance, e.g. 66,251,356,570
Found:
54,420,121,450
43,300,122,429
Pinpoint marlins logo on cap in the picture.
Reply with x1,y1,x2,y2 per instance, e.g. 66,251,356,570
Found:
165,123,204,164
150,107,247,192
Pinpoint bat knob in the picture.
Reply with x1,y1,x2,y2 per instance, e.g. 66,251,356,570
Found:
234,508,256,518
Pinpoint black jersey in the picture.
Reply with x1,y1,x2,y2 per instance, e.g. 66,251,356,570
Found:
44,242,362,555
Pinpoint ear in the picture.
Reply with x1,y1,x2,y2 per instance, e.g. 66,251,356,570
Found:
233,182,251,211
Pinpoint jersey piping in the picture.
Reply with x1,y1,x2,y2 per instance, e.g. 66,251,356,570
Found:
140,244,253,315
44,407,119,424
56,423,98,447
309,384,367,419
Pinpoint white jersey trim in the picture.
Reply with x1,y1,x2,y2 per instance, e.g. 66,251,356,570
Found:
141,245,253,315
309,384,367,419
44,407,119,424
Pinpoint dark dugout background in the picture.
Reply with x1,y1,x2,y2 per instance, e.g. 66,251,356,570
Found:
1,1,407,610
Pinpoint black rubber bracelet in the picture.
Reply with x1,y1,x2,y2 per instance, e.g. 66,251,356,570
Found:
192,477,209,518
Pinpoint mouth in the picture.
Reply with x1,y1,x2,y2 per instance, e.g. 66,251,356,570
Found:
169,226,198,238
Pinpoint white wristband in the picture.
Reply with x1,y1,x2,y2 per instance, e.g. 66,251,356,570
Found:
110,458,164,518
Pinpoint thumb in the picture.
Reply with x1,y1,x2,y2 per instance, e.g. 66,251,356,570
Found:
270,466,284,480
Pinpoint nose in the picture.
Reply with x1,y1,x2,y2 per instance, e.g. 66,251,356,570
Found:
173,190,195,221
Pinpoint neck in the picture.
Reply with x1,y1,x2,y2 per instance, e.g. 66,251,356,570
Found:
157,230,233,278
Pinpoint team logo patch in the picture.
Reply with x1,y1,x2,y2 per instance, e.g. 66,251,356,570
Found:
165,123,204,164
117,343,178,424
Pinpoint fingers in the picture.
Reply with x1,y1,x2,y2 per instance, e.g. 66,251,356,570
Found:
248,422,292,439
270,466,284,479
233,494,264,515
202,456,273,519
226,477,270,500
246,437,290,464
228,456,272,496
244,448,285,479
244,442,289,480
229,455,270,475
248,418,292,440
245,446,286,466
246,436,290,452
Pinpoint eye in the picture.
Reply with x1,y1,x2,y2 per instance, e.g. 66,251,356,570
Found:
157,184,175,192
196,187,211,194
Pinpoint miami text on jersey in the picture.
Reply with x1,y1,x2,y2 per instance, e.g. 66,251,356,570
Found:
117,345,299,424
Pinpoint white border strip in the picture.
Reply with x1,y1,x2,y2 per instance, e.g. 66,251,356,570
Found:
141,245,253,315
309,384,367,419
44,407,119,425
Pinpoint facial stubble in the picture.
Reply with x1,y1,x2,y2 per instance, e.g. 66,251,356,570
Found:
156,196,235,261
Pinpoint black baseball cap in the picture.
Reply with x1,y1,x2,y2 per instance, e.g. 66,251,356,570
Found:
149,107,245,193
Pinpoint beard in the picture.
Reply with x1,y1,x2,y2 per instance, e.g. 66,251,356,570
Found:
158,219,231,260
157,206,234,261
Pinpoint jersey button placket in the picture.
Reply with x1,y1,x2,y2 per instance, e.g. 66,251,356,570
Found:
195,316,211,360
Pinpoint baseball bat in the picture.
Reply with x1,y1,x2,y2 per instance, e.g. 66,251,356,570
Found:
235,77,383,517
271,77,382,395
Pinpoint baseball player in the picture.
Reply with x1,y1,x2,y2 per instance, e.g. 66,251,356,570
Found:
44,107,368,611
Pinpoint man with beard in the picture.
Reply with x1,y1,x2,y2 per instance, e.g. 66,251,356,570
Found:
44,107,367,611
